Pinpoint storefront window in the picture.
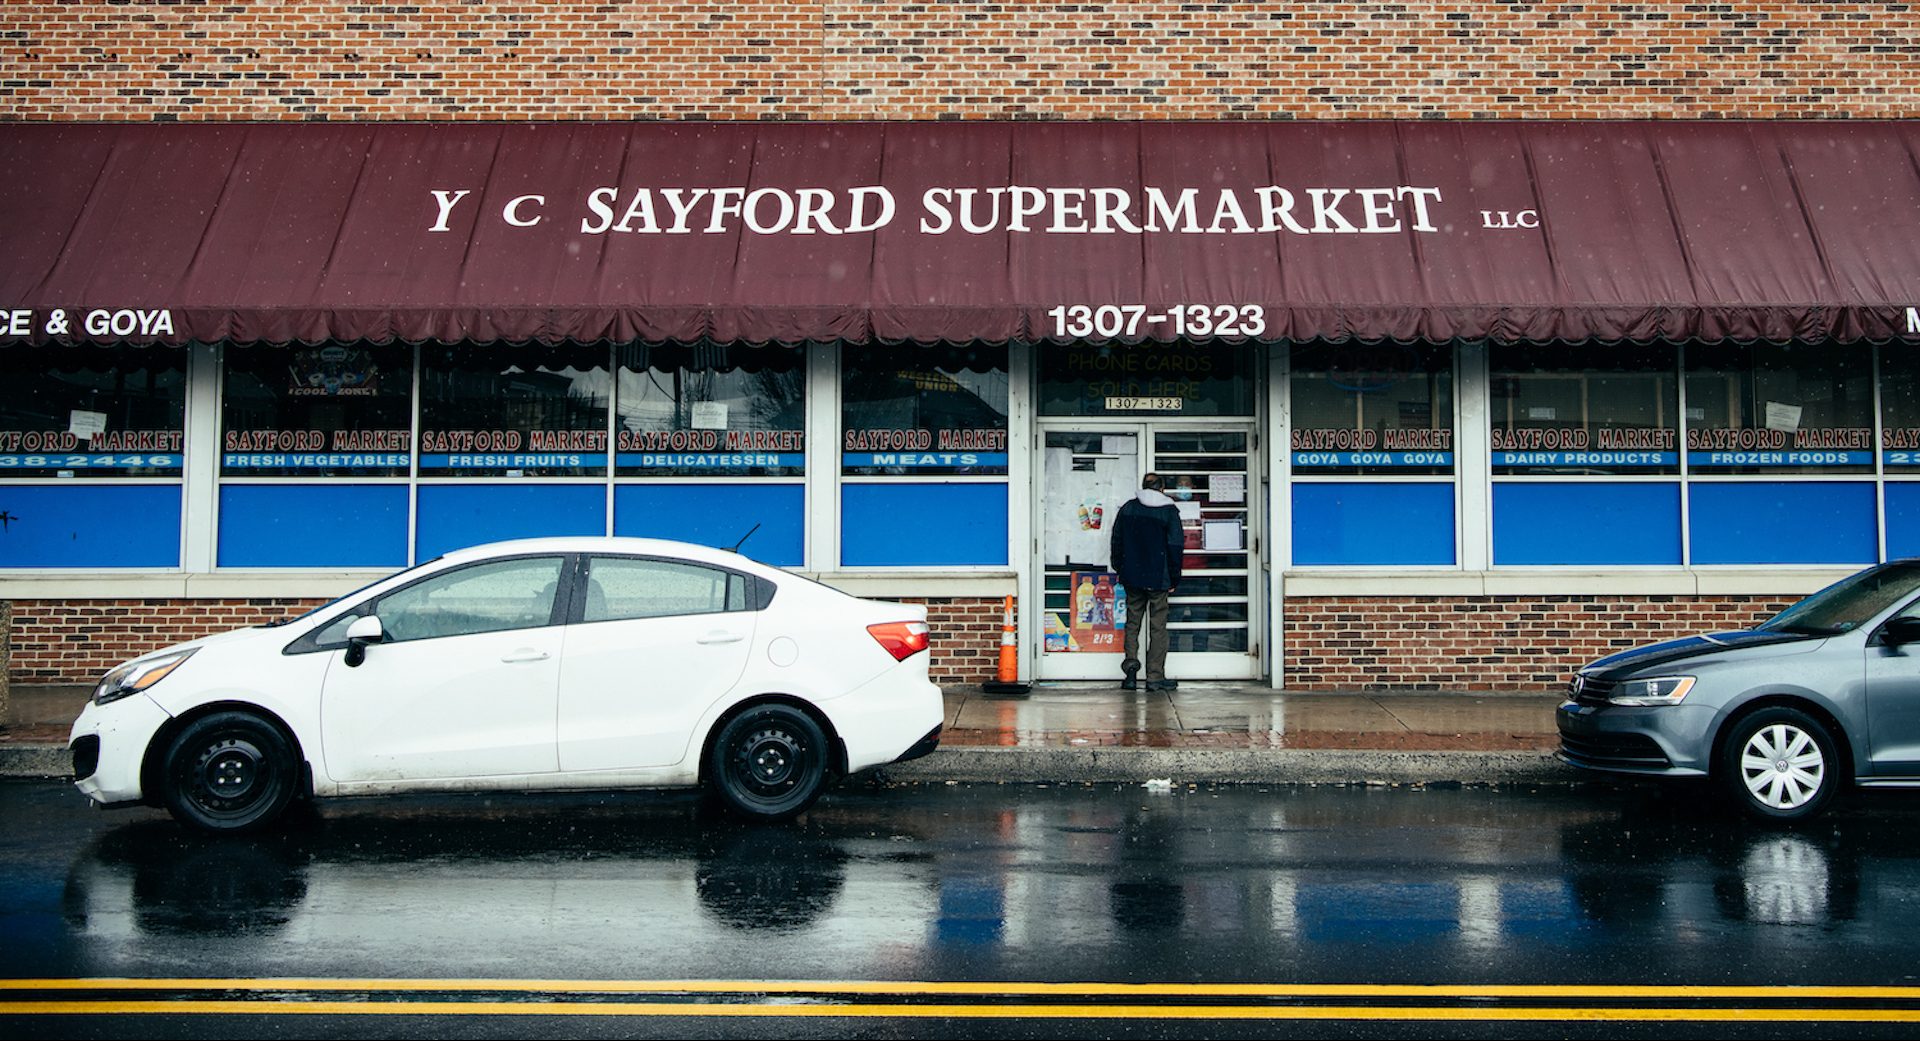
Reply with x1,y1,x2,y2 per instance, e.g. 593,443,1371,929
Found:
842,344,1008,476
1291,342,1453,476
0,345,185,477
221,343,413,477
1038,341,1256,417
1685,344,1872,475
1491,343,1679,476
614,342,804,478
1878,347,1920,473
419,344,610,478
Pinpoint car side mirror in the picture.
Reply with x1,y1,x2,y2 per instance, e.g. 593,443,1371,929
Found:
343,615,386,668
1881,616,1920,648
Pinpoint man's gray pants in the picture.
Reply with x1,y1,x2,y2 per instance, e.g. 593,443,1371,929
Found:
1123,587,1171,681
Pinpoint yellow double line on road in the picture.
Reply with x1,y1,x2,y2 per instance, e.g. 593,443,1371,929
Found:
4,978,1920,1022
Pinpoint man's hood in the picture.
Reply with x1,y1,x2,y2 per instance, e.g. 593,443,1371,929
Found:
1137,488,1174,507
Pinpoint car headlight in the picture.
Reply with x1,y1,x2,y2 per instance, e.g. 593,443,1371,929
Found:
1608,675,1695,707
93,649,197,706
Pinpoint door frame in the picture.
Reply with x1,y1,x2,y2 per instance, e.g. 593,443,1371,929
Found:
1029,416,1265,682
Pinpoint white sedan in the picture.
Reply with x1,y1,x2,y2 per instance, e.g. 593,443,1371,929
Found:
68,537,944,832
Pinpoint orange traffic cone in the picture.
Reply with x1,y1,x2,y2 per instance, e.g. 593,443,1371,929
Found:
982,594,1031,697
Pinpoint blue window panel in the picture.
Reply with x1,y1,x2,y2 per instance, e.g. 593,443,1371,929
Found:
842,484,1009,567
614,484,804,567
1493,483,1682,566
1886,484,1920,560
0,485,180,568
219,485,408,568
1689,482,1877,565
1291,483,1454,566
416,484,607,560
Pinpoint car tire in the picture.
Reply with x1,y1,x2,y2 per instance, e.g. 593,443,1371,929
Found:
708,703,829,822
160,711,299,834
1718,706,1841,824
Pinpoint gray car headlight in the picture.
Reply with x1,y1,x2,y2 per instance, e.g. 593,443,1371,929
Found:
1608,675,1695,707
93,648,197,706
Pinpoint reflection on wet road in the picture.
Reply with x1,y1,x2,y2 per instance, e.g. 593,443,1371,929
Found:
3,780,1919,1035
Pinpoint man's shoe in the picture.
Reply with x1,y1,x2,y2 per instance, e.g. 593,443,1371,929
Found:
1149,678,1179,691
1120,677,1139,691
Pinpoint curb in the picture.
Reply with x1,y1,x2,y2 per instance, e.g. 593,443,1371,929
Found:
3,743,1579,787
0,745,70,779
883,747,1577,786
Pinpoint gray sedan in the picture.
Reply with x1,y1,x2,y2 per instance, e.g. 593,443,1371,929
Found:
1559,560,1920,821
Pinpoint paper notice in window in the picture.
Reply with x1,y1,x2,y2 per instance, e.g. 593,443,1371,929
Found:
1203,520,1242,551
1212,474,1245,503
1177,501,1202,521
68,410,107,441
1764,401,1803,432
1101,434,1137,455
1527,407,1557,420
691,402,729,430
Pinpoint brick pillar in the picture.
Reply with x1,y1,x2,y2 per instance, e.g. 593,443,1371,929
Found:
0,601,11,730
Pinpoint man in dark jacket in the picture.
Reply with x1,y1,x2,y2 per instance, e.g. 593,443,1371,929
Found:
1109,472,1185,691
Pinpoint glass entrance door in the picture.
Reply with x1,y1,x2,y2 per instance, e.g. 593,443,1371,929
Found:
1035,424,1260,681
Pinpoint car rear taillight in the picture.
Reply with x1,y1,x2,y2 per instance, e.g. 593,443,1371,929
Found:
868,620,930,661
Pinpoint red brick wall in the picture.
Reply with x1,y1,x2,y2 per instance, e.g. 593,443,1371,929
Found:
4,3,1915,122
1283,594,1800,691
8,598,328,684
6,595,1007,685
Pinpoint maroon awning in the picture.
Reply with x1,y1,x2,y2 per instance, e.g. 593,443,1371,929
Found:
3,121,1917,346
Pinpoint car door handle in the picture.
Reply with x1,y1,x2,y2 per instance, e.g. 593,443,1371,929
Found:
697,630,746,645
500,649,551,663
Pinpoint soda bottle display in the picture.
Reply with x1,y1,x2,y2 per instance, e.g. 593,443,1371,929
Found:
1094,575,1115,628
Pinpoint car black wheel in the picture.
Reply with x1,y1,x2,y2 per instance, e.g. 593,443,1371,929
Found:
708,704,829,822
160,711,298,834
1718,706,1840,823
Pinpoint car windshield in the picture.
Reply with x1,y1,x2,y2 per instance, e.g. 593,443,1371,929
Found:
1759,563,1920,636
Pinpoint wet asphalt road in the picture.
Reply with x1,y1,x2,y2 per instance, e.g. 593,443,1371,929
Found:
3,777,1920,1038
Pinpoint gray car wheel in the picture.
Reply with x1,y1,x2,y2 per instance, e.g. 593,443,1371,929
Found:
1718,706,1840,823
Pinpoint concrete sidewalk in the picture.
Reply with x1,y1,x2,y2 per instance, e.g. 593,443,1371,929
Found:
900,684,1568,785
0,682,1575,786
2,685,88,779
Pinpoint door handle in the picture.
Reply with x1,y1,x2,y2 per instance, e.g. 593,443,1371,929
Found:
500,649,551,663
697,630,746,645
